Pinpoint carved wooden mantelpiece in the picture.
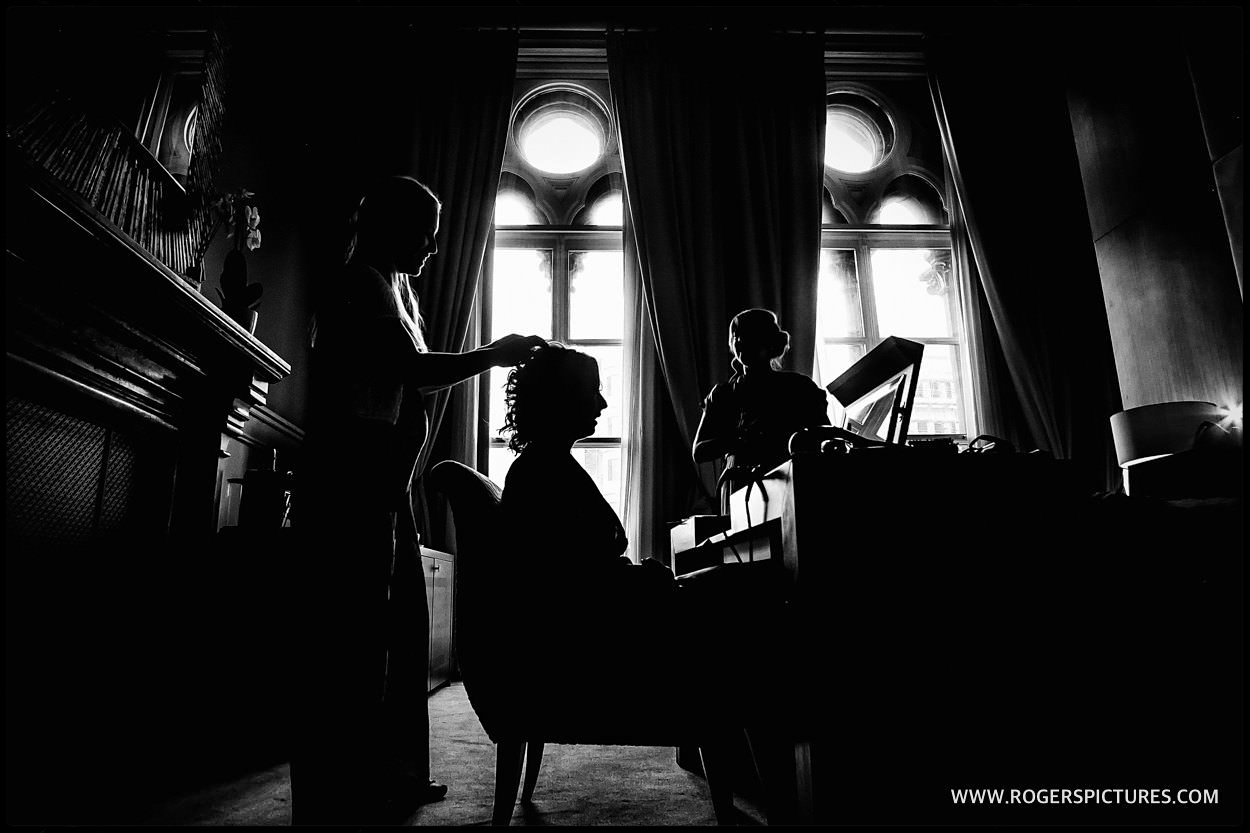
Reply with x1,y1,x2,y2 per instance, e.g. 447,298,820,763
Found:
6,145,291,536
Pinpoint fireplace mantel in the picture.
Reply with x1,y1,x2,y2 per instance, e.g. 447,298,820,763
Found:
6,145,292,537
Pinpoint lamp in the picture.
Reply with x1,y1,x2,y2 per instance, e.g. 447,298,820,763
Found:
1109,401,1238,497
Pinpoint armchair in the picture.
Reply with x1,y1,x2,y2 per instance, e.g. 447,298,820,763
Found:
427,460,743,825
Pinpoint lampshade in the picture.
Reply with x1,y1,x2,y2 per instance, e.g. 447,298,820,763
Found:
1109,401,1226,468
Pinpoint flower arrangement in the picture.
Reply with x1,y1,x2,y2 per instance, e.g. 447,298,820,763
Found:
218,189,262,253
199,188,265,330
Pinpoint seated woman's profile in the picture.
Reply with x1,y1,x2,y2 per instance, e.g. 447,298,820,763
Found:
498,343,676,685
495,342,794,763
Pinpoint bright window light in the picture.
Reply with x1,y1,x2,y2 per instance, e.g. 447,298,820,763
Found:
520,113,603,174
871,197,931,225
587,192,623,226
825,106,885,174
495,191,541,225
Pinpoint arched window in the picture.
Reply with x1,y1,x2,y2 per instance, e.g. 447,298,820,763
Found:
513,84,611,176
823,91,894,174
485,82,626,512
867,175,947,225
822,188,850,226
494,173,544,225
585,191,623,226
815,81,974,441
574,175,625,227
495,190,542,225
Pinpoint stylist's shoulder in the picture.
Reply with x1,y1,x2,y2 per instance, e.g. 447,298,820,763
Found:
343,262,400,318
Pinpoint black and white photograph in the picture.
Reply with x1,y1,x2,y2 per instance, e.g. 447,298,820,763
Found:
5,3,1243,827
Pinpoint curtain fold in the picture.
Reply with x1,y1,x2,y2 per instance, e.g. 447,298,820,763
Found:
927,32,1122,491
607,30,826,503
295,27,516,548
621,207,655,563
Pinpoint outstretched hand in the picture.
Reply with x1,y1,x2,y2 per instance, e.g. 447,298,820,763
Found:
486,333,546,366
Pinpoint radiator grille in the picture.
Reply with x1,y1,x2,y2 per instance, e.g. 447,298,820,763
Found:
99,430,140,536
5,395,169,549
6,395,105,549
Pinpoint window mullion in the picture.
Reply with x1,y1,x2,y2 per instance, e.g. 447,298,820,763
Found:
554,235,569,342
857,234,881,347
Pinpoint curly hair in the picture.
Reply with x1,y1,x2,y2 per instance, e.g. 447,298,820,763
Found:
500,342,598,454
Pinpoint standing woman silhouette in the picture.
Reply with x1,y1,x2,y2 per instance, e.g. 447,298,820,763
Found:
292,175,543,824
693,308,829,506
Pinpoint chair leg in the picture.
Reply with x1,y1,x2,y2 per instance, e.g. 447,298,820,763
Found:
698,741,737,825
521,741,544,802
493,741,525,826
745,726,800,825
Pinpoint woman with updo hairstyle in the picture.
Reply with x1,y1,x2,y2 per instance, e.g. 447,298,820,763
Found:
294,175,544,824
693,309,830,501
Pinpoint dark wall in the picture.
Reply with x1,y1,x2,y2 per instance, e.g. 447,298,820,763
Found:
1066,9,1243,412
199,11,465,430
1186,12,1245,296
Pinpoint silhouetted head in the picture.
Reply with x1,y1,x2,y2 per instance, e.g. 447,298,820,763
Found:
502,344,607,453
347,175,442,277
729,308,789,372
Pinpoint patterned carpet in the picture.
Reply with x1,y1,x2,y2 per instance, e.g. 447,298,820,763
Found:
144,682,737,826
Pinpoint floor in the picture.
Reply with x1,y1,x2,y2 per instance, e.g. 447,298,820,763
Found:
143,682,762,826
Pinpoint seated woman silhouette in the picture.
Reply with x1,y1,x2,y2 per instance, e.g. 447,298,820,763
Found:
498,343,677,691
497,343,798,820
498,344,786,699
693,309,830,504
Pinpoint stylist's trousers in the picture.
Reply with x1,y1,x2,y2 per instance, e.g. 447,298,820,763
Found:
288,488,430,825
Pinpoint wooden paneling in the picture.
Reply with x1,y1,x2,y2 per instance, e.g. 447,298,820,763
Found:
6,138,293,823
423,548,455,693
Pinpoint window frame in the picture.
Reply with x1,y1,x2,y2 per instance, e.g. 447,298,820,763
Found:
478,225,627,478
818,226,978,441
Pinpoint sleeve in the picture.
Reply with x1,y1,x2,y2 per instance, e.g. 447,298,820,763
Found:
698,384,738,441
808,378,832,425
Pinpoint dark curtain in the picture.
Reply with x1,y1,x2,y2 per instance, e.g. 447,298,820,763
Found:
927,30,1122,492
296,26,516,546
607,30,826,503
397,31,517,479
399,31,517,547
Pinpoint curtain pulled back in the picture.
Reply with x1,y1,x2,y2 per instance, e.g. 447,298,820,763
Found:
607,30,826,502
927,32,1121,492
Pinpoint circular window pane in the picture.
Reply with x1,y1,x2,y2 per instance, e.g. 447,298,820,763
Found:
823,92,894,174
825,107,884,173
520,112,603,175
